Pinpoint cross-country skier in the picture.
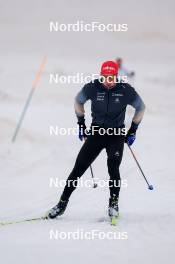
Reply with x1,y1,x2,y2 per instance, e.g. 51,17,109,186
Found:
47,61,145,221
116,57,135,79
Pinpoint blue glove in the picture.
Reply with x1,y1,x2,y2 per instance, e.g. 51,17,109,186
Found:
126,134,136,146
78,122,87,141
125,122,138,146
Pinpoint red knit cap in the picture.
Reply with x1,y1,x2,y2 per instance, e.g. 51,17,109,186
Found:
101,61,119,75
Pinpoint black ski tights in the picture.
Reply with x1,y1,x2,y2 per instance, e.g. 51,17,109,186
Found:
61,134,125,200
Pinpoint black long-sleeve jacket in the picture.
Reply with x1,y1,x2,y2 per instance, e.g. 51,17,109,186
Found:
75,79,145,128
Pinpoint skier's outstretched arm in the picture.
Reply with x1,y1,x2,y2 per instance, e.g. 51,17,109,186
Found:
74,86,90,141
74,86,89,120
130,93,146,125
126,92,146,146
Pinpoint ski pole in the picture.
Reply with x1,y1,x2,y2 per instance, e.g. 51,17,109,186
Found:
83,138,97,188
12,56,47,142
89,164,98,188
127,144,154,190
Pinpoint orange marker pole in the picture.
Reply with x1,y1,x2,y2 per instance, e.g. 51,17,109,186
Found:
12,56,47,143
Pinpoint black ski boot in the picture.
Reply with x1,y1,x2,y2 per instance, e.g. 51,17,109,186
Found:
108,194,119,218
47,197,69,219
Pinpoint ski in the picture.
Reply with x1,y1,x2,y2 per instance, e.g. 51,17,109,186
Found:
1,215,119,226
0,216,47,226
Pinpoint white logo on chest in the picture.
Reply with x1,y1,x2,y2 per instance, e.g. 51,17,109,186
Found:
97,92,105,101
114,98,120,103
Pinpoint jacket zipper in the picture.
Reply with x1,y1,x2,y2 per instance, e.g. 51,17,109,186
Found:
104,89,110,126
106,89,110,113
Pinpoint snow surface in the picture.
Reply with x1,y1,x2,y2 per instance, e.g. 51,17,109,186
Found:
0,0,175,263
